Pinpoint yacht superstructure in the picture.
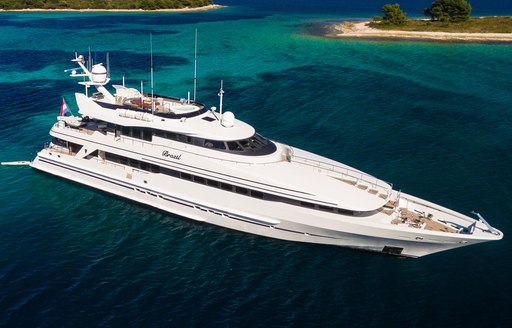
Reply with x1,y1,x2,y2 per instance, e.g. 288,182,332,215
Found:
31,53,503,257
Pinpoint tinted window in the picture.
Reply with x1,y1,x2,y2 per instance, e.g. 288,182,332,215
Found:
194,176,206,184
250,190,264,199
220,183,232,191
235,186,248,195
207,180,220,188
181,173,192,180
227,141,243,151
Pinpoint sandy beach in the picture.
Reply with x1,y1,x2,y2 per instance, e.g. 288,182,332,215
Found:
330,21,512,42
0,4,225,13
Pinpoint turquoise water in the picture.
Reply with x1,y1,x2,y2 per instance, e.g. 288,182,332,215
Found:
1,1,512,327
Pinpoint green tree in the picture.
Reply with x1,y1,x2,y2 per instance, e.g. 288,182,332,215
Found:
381,3,407,25
424,0,472,22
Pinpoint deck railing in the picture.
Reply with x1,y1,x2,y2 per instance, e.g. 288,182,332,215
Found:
287,147,392,196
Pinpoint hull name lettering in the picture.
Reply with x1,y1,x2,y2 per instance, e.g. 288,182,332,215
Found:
162,150,182,160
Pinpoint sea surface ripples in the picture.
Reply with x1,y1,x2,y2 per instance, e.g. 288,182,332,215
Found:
1,1,512,327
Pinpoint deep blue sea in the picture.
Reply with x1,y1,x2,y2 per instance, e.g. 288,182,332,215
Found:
1,1,512,327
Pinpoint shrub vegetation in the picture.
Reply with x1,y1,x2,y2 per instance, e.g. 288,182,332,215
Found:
424,0,472,23
0,0,213,10
369,0,512,33
380,3,407,26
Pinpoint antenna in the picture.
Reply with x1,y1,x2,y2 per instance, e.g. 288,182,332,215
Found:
141,80,144,110
150,33,155,115
88,47,92,71
106,52,110,79
193,28,198,102
218,80,224,117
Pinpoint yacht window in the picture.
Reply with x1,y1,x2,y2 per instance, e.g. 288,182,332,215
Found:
318,205,333,212
167,132,178,140
151,129,274,155
107,123,116,133
128,158,140,168
193,138,205,147
239,139,251,149
220,183,232,191
142,129,152,142
235,186,248,195
106,153,120,162
140,161,149,171
121,126,131,136
336,208,354,216
51,137,68,148
194,176,206,184
181,172,192,181
174,134,188,143
250,190,264,199
300,202,315,209
227,141,243,151
161,167,179,177
154,129,166,138
212,141,226,149
149,164,160,173
207,180,220,188
131,128,142,139
204,140,226,150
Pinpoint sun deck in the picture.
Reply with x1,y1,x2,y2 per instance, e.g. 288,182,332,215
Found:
111,84,204,118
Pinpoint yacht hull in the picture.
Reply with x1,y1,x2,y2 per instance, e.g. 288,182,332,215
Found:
31,151,492,258
27,52,503,258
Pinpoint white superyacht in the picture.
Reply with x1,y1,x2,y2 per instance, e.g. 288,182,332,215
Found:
31,53,503,257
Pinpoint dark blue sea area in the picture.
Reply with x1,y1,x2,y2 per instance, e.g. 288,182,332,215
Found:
1,1,512,327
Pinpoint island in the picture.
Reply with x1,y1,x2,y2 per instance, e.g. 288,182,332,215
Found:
328,0,512,42
0,0,223,12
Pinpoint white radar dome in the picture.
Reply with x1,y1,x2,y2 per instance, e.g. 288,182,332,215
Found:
221,111,235,128
91,64,107,83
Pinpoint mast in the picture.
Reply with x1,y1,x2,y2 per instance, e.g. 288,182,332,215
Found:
218,80,224,117
88,47,92,72
193,28,198,102
69,51,114,102
141,80,144,110
106,52,110,80
150,33,155,114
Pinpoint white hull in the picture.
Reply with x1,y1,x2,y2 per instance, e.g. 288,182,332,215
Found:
31,150,494,258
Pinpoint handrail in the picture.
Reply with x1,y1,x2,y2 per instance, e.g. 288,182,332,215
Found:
288,147,392,195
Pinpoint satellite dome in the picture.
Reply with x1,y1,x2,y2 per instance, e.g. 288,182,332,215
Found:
91,64,107,83
221,111,235,128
